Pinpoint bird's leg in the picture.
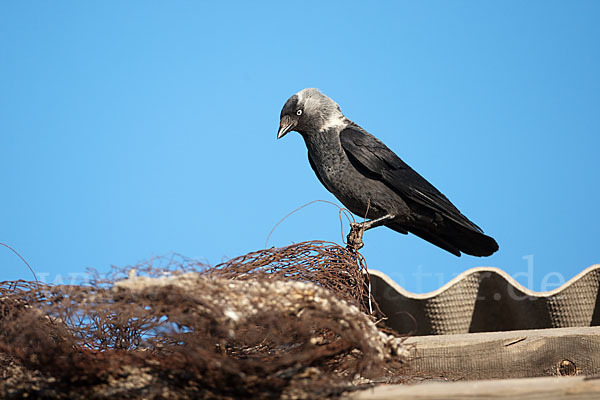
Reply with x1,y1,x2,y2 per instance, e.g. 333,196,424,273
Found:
347,214,396,251
355,214,396,231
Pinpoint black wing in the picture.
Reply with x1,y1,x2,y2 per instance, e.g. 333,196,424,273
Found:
339,124,498,257
339,125,481,232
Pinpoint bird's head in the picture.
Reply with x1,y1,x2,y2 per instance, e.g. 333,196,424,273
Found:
277,88,345,139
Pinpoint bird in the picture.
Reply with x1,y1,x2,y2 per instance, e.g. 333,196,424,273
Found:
277,88,498,257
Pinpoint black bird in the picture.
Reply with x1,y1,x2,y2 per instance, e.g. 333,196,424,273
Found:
277,88,498,257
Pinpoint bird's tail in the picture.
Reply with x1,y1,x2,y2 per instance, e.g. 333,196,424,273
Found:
388,221,499,257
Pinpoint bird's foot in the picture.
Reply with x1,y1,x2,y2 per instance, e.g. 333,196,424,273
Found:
346,222,365,251
345,214,396,252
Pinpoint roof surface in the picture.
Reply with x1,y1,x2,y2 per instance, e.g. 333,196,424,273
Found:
370,265,600,335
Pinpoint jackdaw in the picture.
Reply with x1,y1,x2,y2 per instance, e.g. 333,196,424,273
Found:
277,88,498,257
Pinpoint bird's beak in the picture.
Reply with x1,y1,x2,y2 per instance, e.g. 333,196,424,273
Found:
277,115,296,139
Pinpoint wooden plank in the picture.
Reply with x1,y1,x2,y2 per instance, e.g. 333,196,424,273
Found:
351,376,600,400
401,326,600,380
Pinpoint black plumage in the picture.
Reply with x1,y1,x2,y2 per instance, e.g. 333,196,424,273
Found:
277,88,498,257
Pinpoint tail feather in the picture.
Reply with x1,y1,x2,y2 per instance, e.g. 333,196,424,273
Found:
387,220,499,257
451,225,499,257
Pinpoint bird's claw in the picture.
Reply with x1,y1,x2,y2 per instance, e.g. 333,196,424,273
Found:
346,222,365,251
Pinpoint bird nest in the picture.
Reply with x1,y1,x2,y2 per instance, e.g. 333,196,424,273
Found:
0,241,407,399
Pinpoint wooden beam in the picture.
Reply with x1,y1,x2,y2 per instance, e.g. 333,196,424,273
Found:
401,326,600,380
351,376,600,400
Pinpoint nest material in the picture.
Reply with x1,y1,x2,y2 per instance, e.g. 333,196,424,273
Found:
0,241,407,399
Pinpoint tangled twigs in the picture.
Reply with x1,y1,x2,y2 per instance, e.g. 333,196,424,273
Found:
0,241,406,399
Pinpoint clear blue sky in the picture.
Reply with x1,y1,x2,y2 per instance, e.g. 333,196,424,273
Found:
1,1,599,293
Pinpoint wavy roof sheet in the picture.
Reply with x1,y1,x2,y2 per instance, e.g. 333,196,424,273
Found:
370,265,600,336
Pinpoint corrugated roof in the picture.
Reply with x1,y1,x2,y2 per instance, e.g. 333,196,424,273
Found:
370,265,600,336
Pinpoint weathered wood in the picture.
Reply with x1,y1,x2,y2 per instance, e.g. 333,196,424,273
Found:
402,326,600,380
351,376,600,400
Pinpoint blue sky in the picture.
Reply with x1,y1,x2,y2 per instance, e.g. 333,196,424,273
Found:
1,1,599,293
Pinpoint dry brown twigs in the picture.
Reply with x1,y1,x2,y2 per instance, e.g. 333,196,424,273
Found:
0,240,407,399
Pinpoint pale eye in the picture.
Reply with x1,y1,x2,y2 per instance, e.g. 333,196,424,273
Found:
296,109,303,116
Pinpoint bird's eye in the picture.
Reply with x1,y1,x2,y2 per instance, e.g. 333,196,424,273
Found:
296,109,303,116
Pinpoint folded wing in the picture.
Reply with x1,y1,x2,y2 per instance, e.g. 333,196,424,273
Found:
340,125,498,257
